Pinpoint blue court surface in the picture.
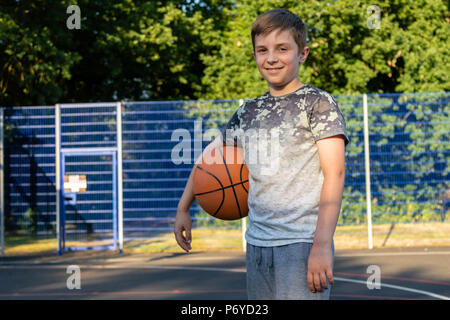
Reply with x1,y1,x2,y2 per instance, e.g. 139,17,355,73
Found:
0,246,449,300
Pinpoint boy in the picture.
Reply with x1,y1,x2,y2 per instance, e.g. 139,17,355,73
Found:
174,8,349,300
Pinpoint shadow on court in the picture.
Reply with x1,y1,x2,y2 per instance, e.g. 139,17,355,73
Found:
0,246,449,300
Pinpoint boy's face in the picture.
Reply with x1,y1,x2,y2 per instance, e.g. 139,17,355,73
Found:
253,29,309,96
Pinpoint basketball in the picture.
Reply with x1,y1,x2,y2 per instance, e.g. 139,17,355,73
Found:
193,145,249,220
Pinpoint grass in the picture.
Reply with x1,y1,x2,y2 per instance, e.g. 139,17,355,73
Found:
3,235,57,256
334,221,450,249
2,222,450,256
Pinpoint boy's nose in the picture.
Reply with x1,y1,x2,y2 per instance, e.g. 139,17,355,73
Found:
267,51,279,63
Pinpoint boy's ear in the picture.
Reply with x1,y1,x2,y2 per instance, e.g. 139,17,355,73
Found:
299,46,310,63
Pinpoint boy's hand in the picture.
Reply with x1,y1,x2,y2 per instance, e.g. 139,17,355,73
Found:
307,244,334,293
174,209,192,252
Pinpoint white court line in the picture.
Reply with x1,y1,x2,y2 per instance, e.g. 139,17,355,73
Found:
336,251,450,258
334,277,450,300
1,264,447,300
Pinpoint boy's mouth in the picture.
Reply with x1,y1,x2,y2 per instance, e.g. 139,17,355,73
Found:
265,67,284,74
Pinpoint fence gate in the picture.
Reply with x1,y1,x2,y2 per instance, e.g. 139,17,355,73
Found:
55,102,123,255
60,149,117,252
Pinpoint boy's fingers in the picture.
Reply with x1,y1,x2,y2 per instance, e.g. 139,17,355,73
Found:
185,235,192,250
176,231,185,244
307,271,315,292
183,229,192,250
174,229,189,252
185,228,192,242
327,269,334,285
174,232,185,250
313,273,322,292
320,271,328,290
174,228,184,242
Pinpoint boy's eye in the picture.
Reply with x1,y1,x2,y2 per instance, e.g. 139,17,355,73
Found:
257,49,266,53
280,47,287,51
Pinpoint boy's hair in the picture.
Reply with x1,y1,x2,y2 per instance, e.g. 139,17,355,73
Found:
251,8,307,54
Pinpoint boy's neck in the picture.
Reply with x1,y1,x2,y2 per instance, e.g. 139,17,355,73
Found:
269,79,305,97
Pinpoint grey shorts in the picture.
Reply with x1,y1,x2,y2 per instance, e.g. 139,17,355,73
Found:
246,242,334,300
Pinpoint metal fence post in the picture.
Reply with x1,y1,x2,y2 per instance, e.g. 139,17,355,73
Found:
363,94,373,249
237,99,247,253
0,107,4,256
117,102,124,253
55,104,62,255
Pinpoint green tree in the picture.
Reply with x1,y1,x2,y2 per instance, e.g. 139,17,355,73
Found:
201,0,449,100
0,0,81,106
0,0,233,106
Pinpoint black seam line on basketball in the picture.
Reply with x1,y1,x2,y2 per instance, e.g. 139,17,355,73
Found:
240,162,248,193
194,180,249,197
218,148,242,219
195,165,225,217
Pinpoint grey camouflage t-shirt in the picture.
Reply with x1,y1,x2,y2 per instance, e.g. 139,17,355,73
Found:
220,84,350,247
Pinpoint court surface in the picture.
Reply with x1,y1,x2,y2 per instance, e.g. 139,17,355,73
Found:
0,246,449,300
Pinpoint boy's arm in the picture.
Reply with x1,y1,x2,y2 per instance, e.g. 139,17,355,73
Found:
307,135,346,293
174,135,225,252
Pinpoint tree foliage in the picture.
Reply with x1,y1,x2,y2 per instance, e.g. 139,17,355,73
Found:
0,0,232,106
0,0,448,105
202,0,449,99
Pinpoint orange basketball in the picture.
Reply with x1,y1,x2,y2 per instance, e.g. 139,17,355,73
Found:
193,145,249,220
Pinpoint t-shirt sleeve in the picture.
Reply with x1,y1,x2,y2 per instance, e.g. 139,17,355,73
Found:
309,93,350,147
220,107,243,147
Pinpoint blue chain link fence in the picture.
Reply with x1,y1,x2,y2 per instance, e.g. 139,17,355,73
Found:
1,91,449,251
